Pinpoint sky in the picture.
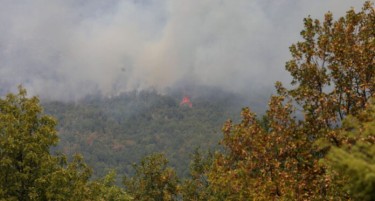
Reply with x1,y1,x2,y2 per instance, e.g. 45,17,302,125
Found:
0,0,369,101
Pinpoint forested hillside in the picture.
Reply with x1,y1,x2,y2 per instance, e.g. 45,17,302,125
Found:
0,2,373,200
42,86,267,178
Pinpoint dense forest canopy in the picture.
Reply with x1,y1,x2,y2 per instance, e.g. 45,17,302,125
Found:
0,1,374,200
42,87,258,178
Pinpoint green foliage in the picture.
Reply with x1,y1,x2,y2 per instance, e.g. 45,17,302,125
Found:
180,149,214,200
43,89,246,178
0,86,60,200
0,2,371,200
89,170,133,201
326,99,375,200
123,153,179,201
36,155,92,200
0,87,131,201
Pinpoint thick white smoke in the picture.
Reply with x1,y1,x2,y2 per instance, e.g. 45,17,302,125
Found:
0,0,368,100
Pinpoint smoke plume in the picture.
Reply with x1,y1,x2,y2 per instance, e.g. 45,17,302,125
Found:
0,0,367,101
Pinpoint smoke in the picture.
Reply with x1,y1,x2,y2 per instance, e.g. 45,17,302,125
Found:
0,0,368,101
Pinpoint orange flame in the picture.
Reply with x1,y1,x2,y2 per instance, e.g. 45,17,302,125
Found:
180,96,192,108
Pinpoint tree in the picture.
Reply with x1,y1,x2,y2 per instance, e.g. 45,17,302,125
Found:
280,1,374,132
207,2,374,200
325,98,375,200
180,149,214,201
0,87,131,200
208,97,338,200
123,153,179,201
0,86,62,200
88,170,133,201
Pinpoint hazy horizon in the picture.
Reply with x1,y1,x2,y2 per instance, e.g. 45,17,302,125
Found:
0,0,368,101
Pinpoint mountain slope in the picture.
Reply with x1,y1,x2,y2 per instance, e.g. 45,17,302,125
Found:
43,88,267,177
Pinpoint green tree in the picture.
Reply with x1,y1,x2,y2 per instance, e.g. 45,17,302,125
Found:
0,87,131,201
89,170,133,201
123,153,179,201
325,98,375,200
181,149,214,201
0,86,62,200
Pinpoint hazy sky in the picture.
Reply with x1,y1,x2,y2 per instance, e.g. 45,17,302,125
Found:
0,0,368,100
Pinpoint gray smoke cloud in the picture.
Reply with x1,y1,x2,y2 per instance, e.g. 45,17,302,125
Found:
0,0,368,101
